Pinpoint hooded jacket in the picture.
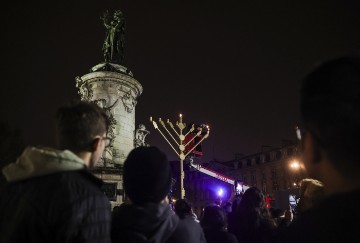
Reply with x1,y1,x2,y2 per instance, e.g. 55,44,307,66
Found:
112,202,206,243
0,146,111,243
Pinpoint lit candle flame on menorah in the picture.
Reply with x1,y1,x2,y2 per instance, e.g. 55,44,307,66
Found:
150,114,210,199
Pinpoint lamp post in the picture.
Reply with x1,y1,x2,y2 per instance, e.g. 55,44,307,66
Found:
150,114,210,199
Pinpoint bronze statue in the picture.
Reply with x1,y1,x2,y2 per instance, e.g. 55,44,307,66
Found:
101,10,125,65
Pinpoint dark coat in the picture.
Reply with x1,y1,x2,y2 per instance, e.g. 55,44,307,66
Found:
275,189,360,243
112,203,206,243
175,214,206,243
203,228,238,243
0,170,112,243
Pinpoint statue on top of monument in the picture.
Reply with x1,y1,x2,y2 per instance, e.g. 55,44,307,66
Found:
101,10,126,65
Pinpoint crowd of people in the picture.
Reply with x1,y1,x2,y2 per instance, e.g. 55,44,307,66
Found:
0,54,360,242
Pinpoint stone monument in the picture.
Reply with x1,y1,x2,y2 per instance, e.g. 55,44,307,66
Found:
75,10,147,207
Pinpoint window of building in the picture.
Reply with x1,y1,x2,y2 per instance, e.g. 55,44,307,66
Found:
287,148,294,156
276,151,282,160
262,182,267,193
262,170,266,180
256,156,261,164
246,159,252,167
251,171,256,182
271,168,277,179
272,181,279,191
265,153,271,162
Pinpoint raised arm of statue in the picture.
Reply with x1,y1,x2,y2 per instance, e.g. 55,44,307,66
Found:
101,10,110,26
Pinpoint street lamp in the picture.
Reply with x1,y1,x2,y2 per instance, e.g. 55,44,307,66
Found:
150,114,210,199
289,160,300,170
289,159,304,188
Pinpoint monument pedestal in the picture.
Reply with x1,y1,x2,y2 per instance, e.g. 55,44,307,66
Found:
76,62,143,207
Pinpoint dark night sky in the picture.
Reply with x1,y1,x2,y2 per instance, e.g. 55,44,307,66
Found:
2,0,360,162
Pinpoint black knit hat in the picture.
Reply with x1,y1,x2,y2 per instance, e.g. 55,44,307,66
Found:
123,146,172,205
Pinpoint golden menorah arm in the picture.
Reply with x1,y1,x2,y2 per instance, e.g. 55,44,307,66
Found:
184,131,201,148
150,118,180,157
184,133,209,157
155,126,180,157
150,118,159,129
167,120,180,137
184,124,194,138
159,119,179,146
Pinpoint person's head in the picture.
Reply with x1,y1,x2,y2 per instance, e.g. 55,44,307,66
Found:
56,100,110,167
93,99,106,108
123,146,172,205
200,205,227,230
236,187,276,229
269,207,284,219
240,187,266,209
195,124,203,132
174,199,193,219
299,54,360,181
138,124,146,130
113,10,124,22
222,201,232,214
296,178,325,213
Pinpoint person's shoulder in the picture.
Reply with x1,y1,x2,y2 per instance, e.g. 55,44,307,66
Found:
222,231,238,243
178,218,203,232
167,214,205,243
274,208,327,243
65,170,103,188
54,170,107,201
203,230,238,243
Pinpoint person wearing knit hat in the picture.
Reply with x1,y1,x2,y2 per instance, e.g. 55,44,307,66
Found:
123,146,172,204
111,146,206,243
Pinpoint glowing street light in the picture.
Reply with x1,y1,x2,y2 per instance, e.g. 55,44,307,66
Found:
289,160,301,170
289,159,304,188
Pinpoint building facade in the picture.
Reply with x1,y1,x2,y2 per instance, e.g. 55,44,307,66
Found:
225,144,306,195
173,143,307,217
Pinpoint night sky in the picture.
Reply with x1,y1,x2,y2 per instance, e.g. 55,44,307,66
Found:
2,0,360,163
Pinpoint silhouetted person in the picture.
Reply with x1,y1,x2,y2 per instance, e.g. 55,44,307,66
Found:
232,187,277,243
296,178,325,215
276,54,360,243
227,194,242,234
0,101,112,243
111,146,205,243
200,205,238,243
269,208,291,229
174,199,206,242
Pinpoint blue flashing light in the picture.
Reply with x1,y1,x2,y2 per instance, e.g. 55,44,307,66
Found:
217,188,224,197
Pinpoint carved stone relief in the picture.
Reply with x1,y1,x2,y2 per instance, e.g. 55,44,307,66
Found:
93,97,121,165
134,124,150,147
76,76,93,101
121,91,136,113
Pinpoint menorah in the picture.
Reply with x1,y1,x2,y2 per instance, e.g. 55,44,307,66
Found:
150,114,210,199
